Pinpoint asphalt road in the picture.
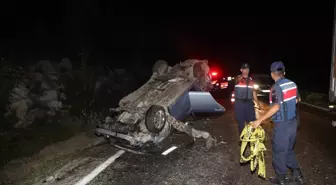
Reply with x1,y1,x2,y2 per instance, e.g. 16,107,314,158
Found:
70,98,336,185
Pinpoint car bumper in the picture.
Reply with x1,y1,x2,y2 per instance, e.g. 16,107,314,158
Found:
257,89,270,96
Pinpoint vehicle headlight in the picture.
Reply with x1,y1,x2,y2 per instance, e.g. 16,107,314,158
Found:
253,84,259,90
329,105,334,109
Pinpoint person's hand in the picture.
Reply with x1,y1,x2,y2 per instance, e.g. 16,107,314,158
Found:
254,102,262,110
251,119,262,128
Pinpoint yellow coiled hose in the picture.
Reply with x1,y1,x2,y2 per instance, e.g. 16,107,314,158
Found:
240,123,267,179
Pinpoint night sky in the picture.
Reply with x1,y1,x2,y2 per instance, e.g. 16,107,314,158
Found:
0,1,334,92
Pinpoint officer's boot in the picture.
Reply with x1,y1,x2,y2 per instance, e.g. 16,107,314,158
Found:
269,174,286,185
292,168,304,184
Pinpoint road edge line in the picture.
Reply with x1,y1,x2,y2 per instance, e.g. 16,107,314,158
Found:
299,102,331,112
74,150,125,185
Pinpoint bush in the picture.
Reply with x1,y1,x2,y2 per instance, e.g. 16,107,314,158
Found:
300,91,328,107
0,59,139,129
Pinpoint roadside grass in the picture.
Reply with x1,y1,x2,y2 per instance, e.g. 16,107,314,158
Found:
300,91,329,107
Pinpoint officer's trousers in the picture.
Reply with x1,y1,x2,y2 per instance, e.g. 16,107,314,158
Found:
234,100,256,135
272,119,300,175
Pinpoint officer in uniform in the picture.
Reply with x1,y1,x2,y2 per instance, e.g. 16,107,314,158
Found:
233,63,260,139
251,61,304,185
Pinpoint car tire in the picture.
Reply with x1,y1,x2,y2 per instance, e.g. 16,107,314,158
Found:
152,60,168,75
145,105,167,133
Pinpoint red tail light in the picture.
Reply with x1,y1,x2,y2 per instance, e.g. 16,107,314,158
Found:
211,72,218,76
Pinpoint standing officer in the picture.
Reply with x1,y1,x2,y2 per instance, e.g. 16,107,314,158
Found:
234,63,260,140
251,61,304,185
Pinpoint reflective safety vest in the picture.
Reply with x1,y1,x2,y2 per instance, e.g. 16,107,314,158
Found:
234,77,254,100
269,78,297,123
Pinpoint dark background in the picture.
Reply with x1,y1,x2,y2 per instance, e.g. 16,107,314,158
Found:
0,1,334,93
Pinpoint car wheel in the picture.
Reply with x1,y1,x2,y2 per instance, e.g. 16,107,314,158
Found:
145,105,167,133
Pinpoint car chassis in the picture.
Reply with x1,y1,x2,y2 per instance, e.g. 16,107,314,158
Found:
95,59,225,153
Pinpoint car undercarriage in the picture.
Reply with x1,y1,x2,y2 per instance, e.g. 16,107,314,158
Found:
95,59,225,153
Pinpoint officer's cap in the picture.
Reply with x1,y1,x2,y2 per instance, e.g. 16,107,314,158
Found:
270,61,285,72
240,63,250,69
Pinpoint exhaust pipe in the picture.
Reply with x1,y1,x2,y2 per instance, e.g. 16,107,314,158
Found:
95,128,136,145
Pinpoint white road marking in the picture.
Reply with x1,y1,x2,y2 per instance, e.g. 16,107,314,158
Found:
74,150,125,185
162,146,177,155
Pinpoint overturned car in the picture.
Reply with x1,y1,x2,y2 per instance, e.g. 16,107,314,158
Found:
95,59,225,153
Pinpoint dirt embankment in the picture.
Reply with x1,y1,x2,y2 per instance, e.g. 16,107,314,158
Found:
0,123,107,185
